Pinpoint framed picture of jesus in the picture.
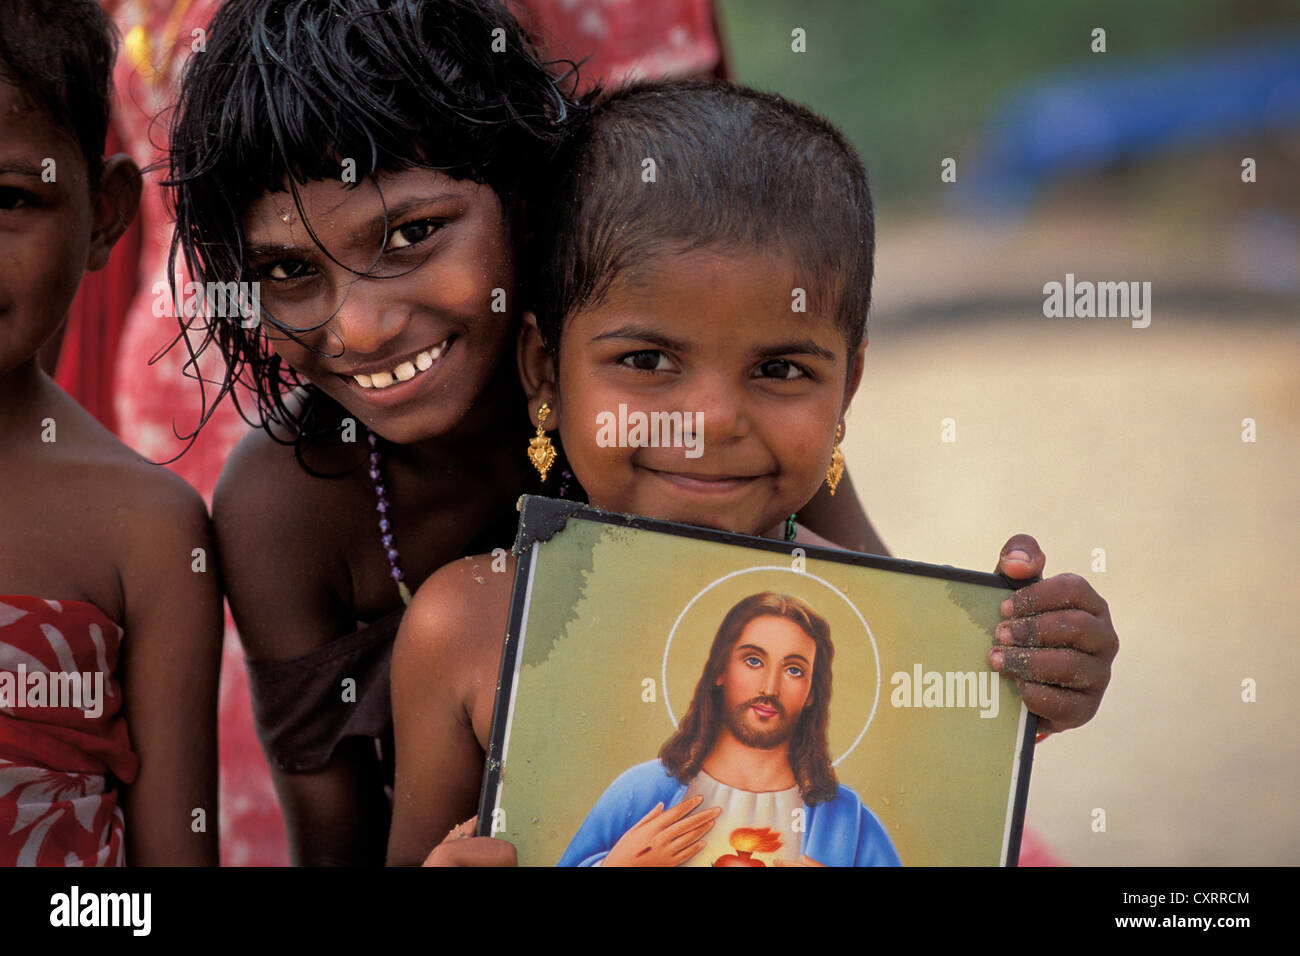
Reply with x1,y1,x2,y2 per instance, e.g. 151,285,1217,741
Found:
477,496,1037,866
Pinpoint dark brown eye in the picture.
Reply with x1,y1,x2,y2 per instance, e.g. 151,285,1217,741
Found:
757,359,803,380
621,350,668,372
264,260,310,281
385,219,439,251
0,186,38,211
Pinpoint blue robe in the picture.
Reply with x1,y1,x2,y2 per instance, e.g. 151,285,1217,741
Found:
558,759,902,867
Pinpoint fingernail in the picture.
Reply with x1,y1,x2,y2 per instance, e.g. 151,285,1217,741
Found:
1006,549,1031,564
1000,597,1013,616
989,649,1003,670
995,622,1012,643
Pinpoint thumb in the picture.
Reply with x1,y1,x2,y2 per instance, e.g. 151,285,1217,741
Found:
995,534,1046,581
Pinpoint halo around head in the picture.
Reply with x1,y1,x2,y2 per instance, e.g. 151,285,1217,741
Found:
661,565,880,767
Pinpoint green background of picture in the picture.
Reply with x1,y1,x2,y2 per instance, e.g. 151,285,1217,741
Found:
494,518,1026,866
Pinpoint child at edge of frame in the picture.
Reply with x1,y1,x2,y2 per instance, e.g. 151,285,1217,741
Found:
386,79,1120,867
0,0,221,867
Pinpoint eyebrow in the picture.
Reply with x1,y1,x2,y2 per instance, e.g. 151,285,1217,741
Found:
588,325,837,363
0,159,45,179
244,191,463,259
752,340,837,362
588,323,692,353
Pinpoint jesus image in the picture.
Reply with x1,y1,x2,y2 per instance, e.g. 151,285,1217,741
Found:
558,592,901,867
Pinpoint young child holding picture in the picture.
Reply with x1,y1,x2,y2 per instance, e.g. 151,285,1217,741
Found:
387,80,1119,866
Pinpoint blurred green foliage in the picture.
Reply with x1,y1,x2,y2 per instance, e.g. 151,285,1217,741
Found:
716,0,1300,208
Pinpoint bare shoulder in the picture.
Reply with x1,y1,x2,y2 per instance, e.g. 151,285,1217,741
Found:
87,441,217,622
214,421,318,517
388,553,514,865
44,386,210,531
211,387,346,506
92,445,217,631
392,552,515,757
113,461,213,565
0,383,218,623
397,553,516,664
395,554,517,712
117,448,210,519
46,391,213,581
211,425,312,568
212,426,354,661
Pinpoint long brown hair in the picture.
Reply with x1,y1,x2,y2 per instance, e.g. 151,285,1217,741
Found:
660,592,838,805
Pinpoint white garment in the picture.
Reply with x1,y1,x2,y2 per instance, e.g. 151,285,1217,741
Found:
680,770,803,867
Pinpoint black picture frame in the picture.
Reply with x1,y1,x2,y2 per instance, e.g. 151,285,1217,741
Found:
478,495,1037,866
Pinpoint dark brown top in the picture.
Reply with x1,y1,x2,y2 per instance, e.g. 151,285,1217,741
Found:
245,608,404,775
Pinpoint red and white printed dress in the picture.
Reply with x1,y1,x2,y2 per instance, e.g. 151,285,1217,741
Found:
0,597,138,867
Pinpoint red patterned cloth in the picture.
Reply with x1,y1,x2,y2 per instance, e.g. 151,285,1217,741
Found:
515,0,726,88
0,597,137,866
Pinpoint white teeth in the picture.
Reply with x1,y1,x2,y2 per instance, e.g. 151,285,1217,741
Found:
353,340,448,390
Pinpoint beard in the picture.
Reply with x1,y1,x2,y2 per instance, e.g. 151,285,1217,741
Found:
724,695,798,750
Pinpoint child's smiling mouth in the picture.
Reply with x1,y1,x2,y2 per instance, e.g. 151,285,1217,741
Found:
336,336,455,405
640,466,769,495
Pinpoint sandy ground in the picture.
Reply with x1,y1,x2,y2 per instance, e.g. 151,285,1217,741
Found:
841,294,1299,864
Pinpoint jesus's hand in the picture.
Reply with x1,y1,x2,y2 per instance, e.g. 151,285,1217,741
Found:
602,795,721,867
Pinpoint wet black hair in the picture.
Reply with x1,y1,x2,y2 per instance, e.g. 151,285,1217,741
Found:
0,0,117,184
528,80,874,356
165,0,583,465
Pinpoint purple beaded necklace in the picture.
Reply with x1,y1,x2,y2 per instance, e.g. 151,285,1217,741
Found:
367,430,413,607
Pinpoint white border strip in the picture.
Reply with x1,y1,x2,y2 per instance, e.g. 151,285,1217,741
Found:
492,545,540,817
1000,700,1030,865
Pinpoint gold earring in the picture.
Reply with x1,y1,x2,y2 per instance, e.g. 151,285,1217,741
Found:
825,423,845,496
528,403,557,481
